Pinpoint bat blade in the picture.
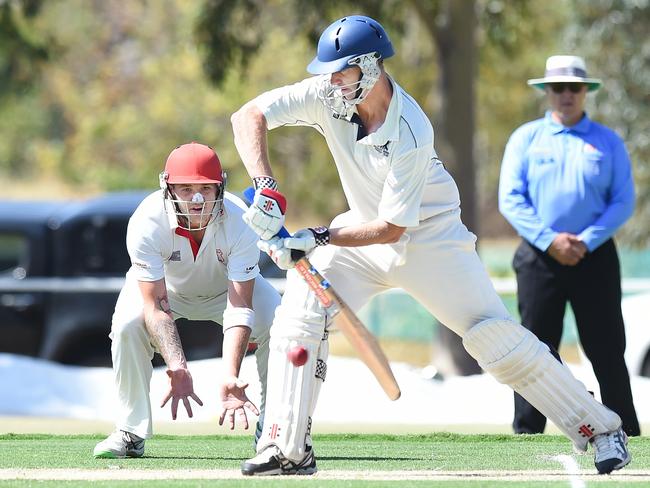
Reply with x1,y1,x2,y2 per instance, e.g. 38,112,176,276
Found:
293,258,401,401
331,299,402,401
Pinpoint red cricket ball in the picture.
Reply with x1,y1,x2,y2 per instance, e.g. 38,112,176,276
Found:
287,345,308,367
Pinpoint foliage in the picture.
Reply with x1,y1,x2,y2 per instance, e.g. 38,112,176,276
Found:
0,0,647,244
0,0,48,97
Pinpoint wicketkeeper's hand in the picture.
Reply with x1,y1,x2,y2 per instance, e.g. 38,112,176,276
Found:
218,376,259,430
258,236,299,270
283,226,330,254
161,368,204,420
242,188,286,240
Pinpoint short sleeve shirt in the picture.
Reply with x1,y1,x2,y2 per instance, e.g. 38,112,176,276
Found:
126,191,260,299
254,76,460,228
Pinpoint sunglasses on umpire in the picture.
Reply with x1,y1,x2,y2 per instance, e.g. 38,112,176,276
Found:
549,83,585,94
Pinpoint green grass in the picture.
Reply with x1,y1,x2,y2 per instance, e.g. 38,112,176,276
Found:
1,433,649,487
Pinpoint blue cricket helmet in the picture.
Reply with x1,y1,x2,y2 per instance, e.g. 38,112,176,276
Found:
307,15,394,75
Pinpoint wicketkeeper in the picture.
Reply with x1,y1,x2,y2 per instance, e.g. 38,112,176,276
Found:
231,15,631,476
93,142,280,458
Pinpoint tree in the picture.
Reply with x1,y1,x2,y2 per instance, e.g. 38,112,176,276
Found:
0,0,48,98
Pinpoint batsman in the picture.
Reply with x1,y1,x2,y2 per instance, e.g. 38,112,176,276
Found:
231,15,631,476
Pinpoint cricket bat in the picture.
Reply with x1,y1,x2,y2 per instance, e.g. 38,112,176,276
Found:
243,187,401,400
291,256,401,400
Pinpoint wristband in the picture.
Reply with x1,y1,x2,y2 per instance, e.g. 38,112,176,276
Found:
253,176,278,191
310,226,330,246
222,307,255,330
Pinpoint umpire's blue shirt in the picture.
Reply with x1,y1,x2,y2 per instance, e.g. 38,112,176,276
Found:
499,111,635,252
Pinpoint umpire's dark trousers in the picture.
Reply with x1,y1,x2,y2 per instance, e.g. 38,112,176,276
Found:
512,238,640,436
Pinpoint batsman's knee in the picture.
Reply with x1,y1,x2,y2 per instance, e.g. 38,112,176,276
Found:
462,318,547,385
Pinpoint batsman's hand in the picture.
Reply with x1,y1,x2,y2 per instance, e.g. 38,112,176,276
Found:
258,236,299,270
284,226,330,254
218,376,259,430
243,188,286,240
161,368,204,420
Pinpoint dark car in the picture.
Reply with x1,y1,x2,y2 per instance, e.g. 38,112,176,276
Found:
0,191,284,367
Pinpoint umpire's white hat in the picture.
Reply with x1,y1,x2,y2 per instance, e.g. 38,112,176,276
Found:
528,55,602,92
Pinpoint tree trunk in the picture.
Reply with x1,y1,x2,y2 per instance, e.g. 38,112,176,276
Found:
433,0,482,376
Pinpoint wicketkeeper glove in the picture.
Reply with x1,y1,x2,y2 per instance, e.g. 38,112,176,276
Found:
242,188,286,240
283,226,330,254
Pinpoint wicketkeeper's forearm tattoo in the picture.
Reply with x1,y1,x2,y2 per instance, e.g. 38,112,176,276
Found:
143,293,185,368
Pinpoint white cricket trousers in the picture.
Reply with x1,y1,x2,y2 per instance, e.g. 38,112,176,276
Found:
110,275,280,439
277,208,510,336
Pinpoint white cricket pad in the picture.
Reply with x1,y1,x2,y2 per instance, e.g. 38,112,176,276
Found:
256,326,329,461
463,319,621,451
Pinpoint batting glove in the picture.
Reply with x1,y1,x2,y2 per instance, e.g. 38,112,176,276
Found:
243,188,286,240
258,236,297,270
283,226,330,254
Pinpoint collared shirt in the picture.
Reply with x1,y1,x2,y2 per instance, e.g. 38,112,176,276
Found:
254,75,460,228
499,111,635,252
126,190,260,298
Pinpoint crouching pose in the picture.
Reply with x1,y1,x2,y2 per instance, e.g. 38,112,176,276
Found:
231,15,631,476
93,142,280,458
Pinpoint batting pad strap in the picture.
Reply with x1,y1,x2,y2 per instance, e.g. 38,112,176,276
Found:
222,307,255,331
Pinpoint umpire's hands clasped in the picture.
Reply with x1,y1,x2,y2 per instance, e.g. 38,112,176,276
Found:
243,188,286,240
161,368,204,420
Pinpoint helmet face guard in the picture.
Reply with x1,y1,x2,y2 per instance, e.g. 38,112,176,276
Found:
159,142,226,231
316,52,382,120
160,174,226,231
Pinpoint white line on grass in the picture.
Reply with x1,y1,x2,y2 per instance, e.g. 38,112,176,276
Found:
1,468,648,481
551,455,586,488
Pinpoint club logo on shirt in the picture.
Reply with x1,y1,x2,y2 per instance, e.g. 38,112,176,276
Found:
170,251,181,262
583,143,598,153
216,248,225,264
373,142,390,157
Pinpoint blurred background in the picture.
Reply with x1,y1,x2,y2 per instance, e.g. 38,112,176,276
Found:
0,0,649,432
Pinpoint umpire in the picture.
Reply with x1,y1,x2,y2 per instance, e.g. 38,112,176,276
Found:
498,55,640,436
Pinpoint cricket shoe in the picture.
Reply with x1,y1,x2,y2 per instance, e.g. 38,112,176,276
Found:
241,444,317,476
591,427,631,474
93,430,145,459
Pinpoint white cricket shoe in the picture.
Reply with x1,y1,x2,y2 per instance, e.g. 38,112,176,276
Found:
591,427,631,474
93,430,145,459
241,444,317,476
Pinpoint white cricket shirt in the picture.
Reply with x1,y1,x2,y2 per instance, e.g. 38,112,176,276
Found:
254,75,461,228
126,190,260,299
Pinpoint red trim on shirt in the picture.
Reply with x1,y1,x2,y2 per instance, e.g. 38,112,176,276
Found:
174,227,200,260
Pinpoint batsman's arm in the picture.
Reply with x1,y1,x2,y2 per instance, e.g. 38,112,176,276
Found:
231,102,274,180
327,220,405,247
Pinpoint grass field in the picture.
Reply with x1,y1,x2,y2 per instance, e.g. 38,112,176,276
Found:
1,433,649,487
